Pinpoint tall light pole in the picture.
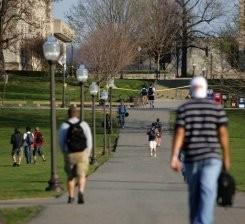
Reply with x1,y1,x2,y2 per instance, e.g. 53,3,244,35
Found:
89,82,99,164
43,36,61,192
76,65,88,121
101,90,108,155
137,46,142,70
108,79,114,135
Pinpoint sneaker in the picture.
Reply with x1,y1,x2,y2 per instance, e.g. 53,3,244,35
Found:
67,197,75,204
154,154,157,158
150,152,153,157
13,162,17,167
78,192,84,204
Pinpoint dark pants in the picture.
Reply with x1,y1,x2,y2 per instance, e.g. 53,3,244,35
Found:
24,146,32,164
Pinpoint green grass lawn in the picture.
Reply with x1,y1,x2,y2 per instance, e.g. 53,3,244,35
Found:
0,108,118,200
0,206,43,224
227,110,245,191
0,74,151,103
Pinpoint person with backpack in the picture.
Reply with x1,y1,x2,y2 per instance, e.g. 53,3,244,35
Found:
140,86,148,107
10,128,23,167
33,127,46,163
155,118,163,147
23,127,34,164
147,123,159,157
59,106,92,204
117,100,128,128
147,83,156,109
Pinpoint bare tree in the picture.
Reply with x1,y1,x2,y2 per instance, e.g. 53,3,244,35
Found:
80,23,136,84
175,0,224,77
139,0,180,77
66,0,143,42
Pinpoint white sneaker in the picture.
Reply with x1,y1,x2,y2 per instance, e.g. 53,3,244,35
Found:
150,152,153,157
154,153,157,157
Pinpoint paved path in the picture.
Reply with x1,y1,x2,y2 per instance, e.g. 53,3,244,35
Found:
0,99,244,224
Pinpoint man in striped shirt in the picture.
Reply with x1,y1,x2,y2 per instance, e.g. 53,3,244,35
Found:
170,76,231,224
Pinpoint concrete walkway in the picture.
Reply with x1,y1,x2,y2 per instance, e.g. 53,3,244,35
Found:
0,99,244,224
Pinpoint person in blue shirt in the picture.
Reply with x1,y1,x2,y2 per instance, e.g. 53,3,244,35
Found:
117,100,127,128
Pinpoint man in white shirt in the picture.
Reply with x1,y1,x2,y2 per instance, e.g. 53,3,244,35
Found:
23,127,34,164
59,106,92,204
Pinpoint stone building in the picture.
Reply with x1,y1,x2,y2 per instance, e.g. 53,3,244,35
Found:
4,1,74,71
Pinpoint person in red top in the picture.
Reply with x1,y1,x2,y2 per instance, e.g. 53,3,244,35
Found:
33,127,46,163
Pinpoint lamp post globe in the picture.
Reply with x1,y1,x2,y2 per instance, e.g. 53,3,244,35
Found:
76,65,88,83
43,36,61,62
77,65,89,120
89,82,99,96
43,35,61,192
101,90,108,101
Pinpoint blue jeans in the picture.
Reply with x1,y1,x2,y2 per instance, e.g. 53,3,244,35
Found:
24,146,32,164
185,158,222,224
119,114,125,128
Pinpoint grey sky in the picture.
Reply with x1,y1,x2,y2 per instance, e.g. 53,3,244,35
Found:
53,0,78,20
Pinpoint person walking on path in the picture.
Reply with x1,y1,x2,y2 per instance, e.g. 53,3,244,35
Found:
59,106,92,204
10,127,23,167
147,83,156,109
117,100,128,128
147,123,159,157
170,76,231,224
33,127,46,164
23,127,34,164
155,118,163,147
140,86,148,107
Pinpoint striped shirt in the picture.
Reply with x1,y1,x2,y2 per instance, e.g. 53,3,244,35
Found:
176,98,228,162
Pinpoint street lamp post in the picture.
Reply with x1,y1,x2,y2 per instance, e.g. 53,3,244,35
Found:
43,36,61,192
89,82,99,164
101,90,108,155
108,79,114,135
137,46,142,70
76,65,88,121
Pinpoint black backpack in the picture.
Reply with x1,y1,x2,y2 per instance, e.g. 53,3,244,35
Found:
66,121,87,153
141,88,147,96
148,128,156,140
148,87,154,96
26,133,33,146
217,171,236,207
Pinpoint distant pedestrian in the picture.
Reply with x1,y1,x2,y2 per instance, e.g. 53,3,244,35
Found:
117,100,128,128
155,118,162,147
23,127,34,164
33,127,46,163
59,106,92,204
10,128,23,167
147,83,156,108
140,86,148,107
170,76,231,224
147,123,159,157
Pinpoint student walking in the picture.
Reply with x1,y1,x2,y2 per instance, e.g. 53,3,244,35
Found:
33,127,46,163
147,83,156,109
170,76,231,224
59,106,92,204
140,86,148,107
155,118,163,147
10,128,23,167
117,100,128,128
23,127,34,164
147,123,159,157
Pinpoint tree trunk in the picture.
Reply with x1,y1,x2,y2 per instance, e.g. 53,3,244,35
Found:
0,45,5,77
181,43,187,77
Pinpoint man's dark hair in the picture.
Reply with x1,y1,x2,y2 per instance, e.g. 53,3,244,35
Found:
26,127,31,131
156,118,160,122
68,105,77,118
